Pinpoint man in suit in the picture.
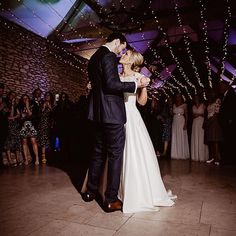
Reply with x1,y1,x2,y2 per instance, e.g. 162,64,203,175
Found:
218,80,236,164
82,33,149,212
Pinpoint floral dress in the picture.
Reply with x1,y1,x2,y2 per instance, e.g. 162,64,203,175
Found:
4,109,21,152
19,106,37,139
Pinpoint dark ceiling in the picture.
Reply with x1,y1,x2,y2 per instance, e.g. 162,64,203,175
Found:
1,0,236,98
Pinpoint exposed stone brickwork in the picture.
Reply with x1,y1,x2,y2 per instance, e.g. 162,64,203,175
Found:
0,19,88,101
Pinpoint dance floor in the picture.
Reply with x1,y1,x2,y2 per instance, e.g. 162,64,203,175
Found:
0,157,236,236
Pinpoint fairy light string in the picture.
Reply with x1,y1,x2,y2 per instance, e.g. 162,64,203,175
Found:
174,1,204,89
198,0,212,88
220,0,231,79
156,54,192,99
153,19,197,94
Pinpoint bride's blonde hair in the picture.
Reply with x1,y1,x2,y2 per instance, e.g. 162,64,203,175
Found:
129,49,144,72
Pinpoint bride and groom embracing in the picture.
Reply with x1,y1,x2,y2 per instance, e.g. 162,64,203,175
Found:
81,33,176,213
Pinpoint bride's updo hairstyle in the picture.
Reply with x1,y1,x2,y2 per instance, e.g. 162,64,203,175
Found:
129,49,144,72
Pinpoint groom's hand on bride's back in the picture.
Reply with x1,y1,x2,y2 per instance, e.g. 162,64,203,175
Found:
137,77,150,88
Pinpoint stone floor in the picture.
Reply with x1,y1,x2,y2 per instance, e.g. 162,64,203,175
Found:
0,157,236,236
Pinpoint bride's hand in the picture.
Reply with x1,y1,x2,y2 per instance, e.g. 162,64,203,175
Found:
137,77,150,88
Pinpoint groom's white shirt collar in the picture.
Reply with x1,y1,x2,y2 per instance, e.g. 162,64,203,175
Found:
102,44,112,52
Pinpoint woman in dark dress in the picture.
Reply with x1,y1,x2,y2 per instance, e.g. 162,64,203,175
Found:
38,92,54,164
160,98,173,157
204,89,223,166
146,96,163,156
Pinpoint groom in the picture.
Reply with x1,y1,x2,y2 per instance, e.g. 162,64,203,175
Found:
82,33,149,212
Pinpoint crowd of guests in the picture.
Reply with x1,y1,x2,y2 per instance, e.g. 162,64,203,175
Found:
0,80,235,168
144,80,236,165
0,83,87,168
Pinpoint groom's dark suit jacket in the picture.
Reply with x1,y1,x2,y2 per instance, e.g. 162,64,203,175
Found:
88,46,135,124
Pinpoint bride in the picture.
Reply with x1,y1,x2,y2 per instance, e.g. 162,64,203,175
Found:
118,49,175,213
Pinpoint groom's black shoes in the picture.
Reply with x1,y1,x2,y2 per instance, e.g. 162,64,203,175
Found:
104,199,122,213
81,192,96,202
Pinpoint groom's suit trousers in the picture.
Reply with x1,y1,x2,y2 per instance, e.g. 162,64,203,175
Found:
87,122,125,203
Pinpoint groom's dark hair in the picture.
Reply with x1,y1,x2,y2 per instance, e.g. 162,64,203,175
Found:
107,32,127,44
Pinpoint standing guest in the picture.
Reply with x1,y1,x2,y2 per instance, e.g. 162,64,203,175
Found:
31,88,43,131
171,93,190,160
75,82,93,159
19,94,39,165
191,95,209,162
146,96,163,157
0,83,8,168
204,89,222,166
4,91,22,166
160,98,172,157
53,92,73,155
38,92,54,164
218,80,236,164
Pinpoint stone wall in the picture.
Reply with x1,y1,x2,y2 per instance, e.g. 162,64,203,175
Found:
0,19,88,102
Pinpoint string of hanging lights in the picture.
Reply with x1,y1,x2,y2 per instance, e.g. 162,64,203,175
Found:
174,1,204,89
220,0,231,79
198,0,212,88
136,7,195,98
153,20,197,94
156,52,193,99
132,0,194,99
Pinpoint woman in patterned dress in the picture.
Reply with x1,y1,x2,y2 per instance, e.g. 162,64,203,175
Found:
4,91,22,166
19,94,39,165
38,92,54,164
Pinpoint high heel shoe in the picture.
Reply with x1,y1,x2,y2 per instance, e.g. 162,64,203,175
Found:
206,158,214,164
167,190,177,200
42,154,47,164
214,161,220,166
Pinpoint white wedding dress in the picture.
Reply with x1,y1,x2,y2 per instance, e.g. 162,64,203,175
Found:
118,73,175,213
